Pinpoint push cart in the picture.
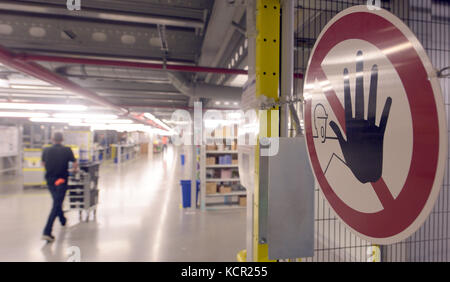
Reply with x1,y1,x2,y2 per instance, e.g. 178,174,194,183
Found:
67,162,100,222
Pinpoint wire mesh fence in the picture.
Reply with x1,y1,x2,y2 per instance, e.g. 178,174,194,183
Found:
294,0,450,262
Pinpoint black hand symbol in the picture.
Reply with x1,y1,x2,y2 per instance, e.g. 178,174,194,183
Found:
329,51,392,184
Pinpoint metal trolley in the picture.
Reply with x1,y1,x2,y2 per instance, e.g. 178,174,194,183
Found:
67,162,100,221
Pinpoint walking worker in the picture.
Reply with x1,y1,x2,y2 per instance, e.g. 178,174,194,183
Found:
41,132,78,242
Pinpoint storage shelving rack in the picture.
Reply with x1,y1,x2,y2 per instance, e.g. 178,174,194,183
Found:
200,135,246,211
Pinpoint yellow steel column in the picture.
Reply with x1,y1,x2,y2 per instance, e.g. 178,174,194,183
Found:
253,0,280,262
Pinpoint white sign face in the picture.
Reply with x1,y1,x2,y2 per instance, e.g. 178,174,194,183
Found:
303,6,447,244
0,126,18,157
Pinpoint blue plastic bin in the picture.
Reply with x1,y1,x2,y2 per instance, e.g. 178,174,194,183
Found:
180,180,200,208
224,155,232,164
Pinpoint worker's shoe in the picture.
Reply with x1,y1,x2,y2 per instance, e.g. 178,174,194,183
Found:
42,234,55,243
60,217,67,227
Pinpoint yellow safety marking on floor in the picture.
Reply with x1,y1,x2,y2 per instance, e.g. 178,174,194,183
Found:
24,149,42,152
23,168,45,172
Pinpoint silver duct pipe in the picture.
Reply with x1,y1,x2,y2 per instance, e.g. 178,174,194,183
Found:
167,72,194,97
167,72,242,101
56,65,171,84
53,64,242,101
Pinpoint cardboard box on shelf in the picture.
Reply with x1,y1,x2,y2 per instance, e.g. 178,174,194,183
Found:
206,144,217,151
223,126,232,138
206,157,216,165
232,159,238,165
239,196,247,206
219,186,232,194
206,183,217,194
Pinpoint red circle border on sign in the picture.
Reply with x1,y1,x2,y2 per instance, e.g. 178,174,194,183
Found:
304,11,440,239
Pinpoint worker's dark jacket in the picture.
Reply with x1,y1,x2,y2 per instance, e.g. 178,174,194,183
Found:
41,144,76,180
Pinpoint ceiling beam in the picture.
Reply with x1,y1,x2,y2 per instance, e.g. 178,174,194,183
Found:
0,1,205,29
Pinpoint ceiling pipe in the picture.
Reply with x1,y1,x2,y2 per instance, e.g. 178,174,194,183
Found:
167,72,242,102
17,54,248,76
16,53,304,79
124,104,240,111
0,45,128,114
55,65,171,84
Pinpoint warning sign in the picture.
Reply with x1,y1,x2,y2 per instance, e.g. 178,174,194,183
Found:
303,6,447,244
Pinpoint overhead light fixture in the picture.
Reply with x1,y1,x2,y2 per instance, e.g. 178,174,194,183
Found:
215,101,221,105
83,119,133,124
0,78,9,88
53,113,118,119
144,112,172,131
10,84,63,90
68,122,91,127
29,117,82,123
224,101,230,106
69,119,134,128
89,123,150,132
143,113,156,120
0,103,88,111
0,112,49,118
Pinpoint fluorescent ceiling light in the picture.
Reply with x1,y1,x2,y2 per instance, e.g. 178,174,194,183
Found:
143,113,156,120
29,117,82,123
83,119,133,124
90,123,150,132
68,122,91,127
0,103,87,111
10,84,63,90
53,113,118,119
215,101,221,105
144,112,172,131
163,120,189,125
0,78,9,88
0,112,49,118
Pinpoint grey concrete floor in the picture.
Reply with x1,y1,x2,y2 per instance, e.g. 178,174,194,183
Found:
0,146,246,261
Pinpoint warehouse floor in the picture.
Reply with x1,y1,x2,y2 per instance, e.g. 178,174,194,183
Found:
0,146,246,261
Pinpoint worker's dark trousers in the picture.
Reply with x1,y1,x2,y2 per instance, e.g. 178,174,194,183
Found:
43,178,68,236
